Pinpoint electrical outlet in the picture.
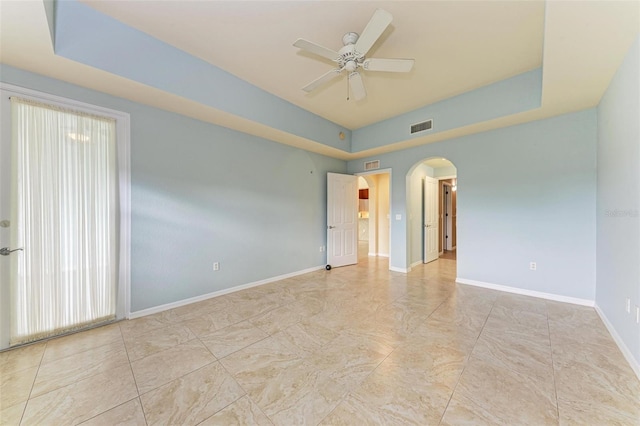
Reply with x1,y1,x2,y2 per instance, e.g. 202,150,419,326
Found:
626,298,631,313
319,246,325,252
213,262,220,271
529,262,537,271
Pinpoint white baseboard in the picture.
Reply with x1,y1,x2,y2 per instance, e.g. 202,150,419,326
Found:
368,252,390,258
455,278,595,307
595,305,640,380
390,266,411,273
410,260,423,268
129,265,325,319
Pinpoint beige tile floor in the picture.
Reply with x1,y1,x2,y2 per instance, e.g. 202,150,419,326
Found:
1,252,639,425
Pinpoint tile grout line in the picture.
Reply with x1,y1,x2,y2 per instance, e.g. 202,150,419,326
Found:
11,341,128,421
314,341,401,426
77,397,143,425
9,326,134,424
132,342,220,398
118,323,149,426
205,303,322,424
214,355,276,425
545,303,561,425
202,330,272,361
18,340,48,425
139,356,225,421
436,296,497,425
172,358,245,425
265,271,402,425
317,274,458,425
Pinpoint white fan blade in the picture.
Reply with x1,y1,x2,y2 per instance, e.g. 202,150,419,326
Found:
302,68,343,93
355,9,393,57
362,58,414,72
294,39,340,62
349,72,367,101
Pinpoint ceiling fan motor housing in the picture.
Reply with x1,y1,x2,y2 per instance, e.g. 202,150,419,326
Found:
338,41,364,71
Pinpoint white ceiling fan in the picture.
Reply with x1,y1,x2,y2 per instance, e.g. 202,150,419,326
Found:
294,9,414,101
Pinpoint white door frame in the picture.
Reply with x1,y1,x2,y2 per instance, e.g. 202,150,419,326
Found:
355,169,392,269
0,83,131,349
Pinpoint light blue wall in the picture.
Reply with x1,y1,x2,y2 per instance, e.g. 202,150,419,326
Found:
351,68,542,152
0,64,347,312
349,110,597,300
53,0,351,153
596,36,640,368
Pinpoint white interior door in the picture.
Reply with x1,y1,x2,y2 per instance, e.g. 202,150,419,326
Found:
423,176,439,263
327,172,358,268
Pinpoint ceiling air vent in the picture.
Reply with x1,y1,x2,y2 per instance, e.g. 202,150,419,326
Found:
410,119,433,134
364,160,380,171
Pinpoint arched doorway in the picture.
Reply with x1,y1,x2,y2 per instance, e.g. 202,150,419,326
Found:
406,157,457,269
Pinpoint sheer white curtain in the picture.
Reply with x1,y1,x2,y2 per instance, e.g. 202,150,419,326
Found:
10,97,118,345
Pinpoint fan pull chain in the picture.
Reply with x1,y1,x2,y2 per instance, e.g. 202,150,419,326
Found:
347,75,350,101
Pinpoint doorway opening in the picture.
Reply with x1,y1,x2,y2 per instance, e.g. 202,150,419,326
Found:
406,158,457,269
439,178,457,260
356,170,391,265
357,177,370,261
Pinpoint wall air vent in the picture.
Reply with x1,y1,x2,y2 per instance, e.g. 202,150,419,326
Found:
410,119,433,134
364,160,380,171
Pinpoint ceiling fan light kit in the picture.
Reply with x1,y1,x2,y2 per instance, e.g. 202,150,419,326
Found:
294,9,415,101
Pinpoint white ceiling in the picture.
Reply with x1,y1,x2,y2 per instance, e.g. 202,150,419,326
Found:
1,1,638,159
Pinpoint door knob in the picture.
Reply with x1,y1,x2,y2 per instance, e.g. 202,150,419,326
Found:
0,247,23,256
328,225,336,229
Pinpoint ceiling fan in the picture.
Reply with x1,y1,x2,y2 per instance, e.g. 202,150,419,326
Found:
294,9,414,101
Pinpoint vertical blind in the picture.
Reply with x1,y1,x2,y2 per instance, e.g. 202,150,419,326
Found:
10,97,118,345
